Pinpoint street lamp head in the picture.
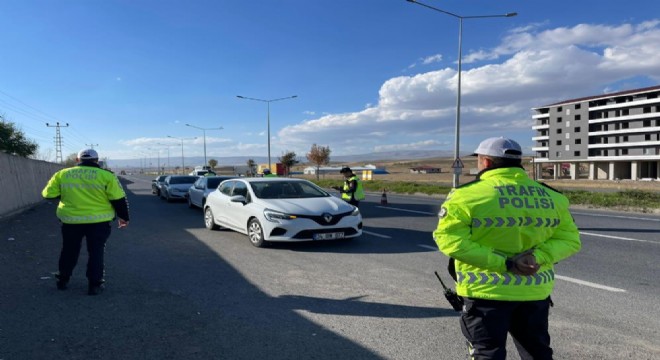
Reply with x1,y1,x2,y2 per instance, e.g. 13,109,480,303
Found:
505,12,518,17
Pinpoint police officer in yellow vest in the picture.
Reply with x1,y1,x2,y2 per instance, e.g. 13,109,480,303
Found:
332,167,365,208
262,168,277,177
42,149,130,296
433,137,580,360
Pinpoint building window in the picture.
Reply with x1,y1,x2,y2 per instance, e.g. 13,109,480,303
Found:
646,134,651,141
622,109,629,116
557,129,562,134
622,122,629,129
574,151,580,156
644,107,652,113
623,136,628,142
556,140,562,146
557,106,563,112
575,114,581,120
575,103,581,109
622,149,628,155
556,151,561,157
575,139,582,144
575,127,581,133
557,117,563,123
643,120,651,127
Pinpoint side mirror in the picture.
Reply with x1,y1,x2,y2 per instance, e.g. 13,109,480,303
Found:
230,195,247,204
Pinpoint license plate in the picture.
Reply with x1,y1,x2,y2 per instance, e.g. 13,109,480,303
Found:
313,232,345,240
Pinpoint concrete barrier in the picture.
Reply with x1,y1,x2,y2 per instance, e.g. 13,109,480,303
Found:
0,152,64,218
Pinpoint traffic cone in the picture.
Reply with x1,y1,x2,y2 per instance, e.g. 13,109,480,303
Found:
380,189,388,205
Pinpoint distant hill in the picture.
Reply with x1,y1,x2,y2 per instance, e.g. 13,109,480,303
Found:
109,150,453,169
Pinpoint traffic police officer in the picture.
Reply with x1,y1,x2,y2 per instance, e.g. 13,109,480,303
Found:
433,137,581,359
333,167,365,208
42,149,130,295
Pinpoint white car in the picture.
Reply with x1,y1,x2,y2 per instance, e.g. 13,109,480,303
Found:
187,176,234,209
204,178,362,247
160,175,198,202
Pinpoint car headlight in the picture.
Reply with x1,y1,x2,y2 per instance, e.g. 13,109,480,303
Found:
351,206,360,216
264,208,297,222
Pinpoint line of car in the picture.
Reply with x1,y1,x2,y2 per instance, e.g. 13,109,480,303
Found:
151,175,363,248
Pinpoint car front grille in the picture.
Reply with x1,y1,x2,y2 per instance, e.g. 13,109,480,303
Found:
293,210,353,226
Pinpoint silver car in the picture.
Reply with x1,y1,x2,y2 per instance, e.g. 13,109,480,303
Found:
187,176,234,209
160,175,198,202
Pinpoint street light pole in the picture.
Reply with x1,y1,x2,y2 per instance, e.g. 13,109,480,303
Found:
185,124,223,168
406,0,517,188
237,95,298,170
167,135,196,174
157,143,171,173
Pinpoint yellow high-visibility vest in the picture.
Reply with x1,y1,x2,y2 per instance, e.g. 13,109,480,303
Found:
42,165,126,224
433,167,581,301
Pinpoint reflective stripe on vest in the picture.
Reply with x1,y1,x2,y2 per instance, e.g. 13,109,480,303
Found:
456,269,555,286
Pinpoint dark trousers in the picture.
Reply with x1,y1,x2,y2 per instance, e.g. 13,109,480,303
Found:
460,297,552,360
59,222,111,284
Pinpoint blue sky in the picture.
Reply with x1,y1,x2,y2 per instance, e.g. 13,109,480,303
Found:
2,0,660,165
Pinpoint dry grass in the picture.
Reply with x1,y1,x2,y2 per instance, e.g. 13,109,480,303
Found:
294,157,660,192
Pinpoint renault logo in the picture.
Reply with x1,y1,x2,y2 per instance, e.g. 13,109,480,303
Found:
323,213,333,223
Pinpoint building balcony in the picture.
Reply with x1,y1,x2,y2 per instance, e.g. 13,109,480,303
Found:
588,112,660,124
532,124,550,130
588,140,660,149
532,146,549,151
589,126,660,137
532,113,550,119
589,97,660,111
532,135,549,141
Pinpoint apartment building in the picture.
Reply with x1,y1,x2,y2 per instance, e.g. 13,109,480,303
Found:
532,85,660,181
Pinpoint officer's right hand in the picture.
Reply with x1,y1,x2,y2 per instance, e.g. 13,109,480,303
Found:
118,219,129,229
509,249,539,275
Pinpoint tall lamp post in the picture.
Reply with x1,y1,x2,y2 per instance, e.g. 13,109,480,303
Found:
157,143,172,173
185,124,223,168
406,0,517,187
148,147,161,175
167,135,197,174
236,95,297,170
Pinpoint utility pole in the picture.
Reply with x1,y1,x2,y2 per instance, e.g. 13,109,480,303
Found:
85,143,98,149
46,122,69,163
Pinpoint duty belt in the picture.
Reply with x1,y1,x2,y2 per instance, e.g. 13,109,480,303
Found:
457,269,555,286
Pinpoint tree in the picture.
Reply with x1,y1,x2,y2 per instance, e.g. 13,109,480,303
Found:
0,118,38,157
306,144,331,180
208,158,218,169
246,159,256,177
63,153,78,167
279,151,298,177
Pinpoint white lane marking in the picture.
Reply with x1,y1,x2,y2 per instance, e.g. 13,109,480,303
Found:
572,212,660,222
555,275,626,292
376,206,436,215
418,244,437,251
362,230,392,239
580,231,656,244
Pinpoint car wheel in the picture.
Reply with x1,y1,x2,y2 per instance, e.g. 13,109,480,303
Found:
247,218,268,248
187,196,194,208
204,207,219,230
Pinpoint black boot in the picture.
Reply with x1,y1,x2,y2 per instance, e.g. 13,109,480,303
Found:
55,274,69,290
88,281,105,296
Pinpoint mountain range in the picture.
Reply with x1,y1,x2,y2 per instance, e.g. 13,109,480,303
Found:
110,150,454,169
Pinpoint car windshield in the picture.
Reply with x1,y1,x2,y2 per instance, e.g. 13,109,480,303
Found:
157,175,167,181
207,177,234,189
170,176,198,184
251,181,329,199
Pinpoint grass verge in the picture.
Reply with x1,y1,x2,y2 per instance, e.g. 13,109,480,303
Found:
312,180,660,212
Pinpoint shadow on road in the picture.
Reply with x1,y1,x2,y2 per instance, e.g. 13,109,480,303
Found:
0,176,443,360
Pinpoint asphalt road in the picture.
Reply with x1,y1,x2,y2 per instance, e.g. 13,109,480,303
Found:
1,174,658,359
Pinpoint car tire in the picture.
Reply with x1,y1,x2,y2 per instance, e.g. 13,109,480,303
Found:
247,218,268,248
204,207,219,230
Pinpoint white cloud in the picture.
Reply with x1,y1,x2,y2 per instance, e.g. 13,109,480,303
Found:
277,20,660,155
374,140,445,152
422,54,443,65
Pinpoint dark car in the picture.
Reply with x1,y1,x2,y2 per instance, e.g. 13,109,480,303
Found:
152,175,168,196
187,176,234,209
160,175,198,202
